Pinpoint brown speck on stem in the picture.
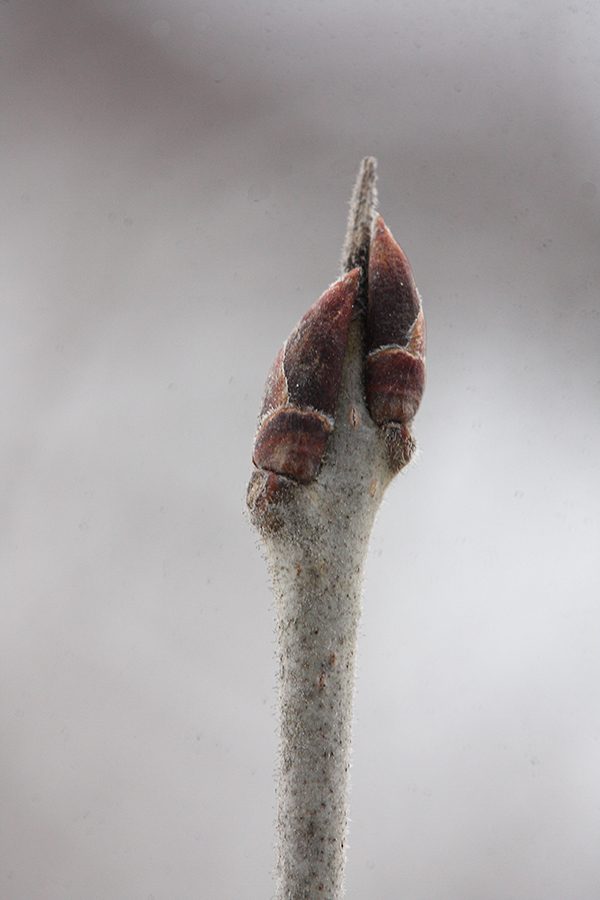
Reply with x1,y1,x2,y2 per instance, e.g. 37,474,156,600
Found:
349,405,360,428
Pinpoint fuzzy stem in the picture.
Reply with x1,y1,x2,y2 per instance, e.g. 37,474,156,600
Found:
262,159,389,900
263,262,393,900
263,318,396,900
248,158,423,900
268,509,365,899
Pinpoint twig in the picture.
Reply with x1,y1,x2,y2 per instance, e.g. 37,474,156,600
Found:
247,158,426,900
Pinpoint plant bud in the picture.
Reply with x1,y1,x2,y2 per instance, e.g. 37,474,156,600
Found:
365,215,426,426
252,269,359,484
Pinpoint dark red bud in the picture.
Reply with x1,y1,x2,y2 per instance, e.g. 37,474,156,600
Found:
253,408,333,484
283,269,358,416
365,348,426,425
252,269,359,485
366,215,422,353
365,215,425,429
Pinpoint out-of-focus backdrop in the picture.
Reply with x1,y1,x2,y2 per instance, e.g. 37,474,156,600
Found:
3,1,599,897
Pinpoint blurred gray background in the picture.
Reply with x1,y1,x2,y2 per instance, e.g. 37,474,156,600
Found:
3,1,599,897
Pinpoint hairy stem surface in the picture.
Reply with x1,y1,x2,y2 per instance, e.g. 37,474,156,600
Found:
263,318,395,899
247,157,425,900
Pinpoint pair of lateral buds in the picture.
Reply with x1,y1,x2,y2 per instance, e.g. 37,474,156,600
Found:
248,215,425,515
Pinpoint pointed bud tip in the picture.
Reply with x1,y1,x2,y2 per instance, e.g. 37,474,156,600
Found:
283,268,359,415
367,215,422,352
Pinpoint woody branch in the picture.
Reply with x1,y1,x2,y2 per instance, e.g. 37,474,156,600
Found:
247,158,425,900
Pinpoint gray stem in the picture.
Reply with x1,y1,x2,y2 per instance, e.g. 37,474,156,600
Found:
248,157,424,900
263,322,395,900
269,525,363,899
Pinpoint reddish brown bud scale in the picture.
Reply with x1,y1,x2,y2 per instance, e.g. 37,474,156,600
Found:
366,216,422,351
365,215,426,428
252,269,359,484
253,408,332,485
365,349,426,425
283,270,359,415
